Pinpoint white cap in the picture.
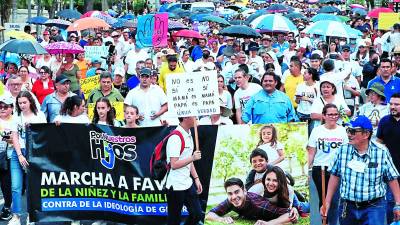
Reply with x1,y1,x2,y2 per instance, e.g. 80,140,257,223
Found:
111,31,119,37
123,28,130,33
114,67,125,77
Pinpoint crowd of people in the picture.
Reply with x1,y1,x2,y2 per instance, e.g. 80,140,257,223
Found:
0,0,400,224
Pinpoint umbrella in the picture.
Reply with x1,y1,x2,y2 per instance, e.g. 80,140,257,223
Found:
350,4,366,9
318,6,341,14
241,8,256,18
245,11,265,25
190,14,210,22
172,9,191,18
285,12,307,21
81,10,117,24
5,30,36,41
107,9,118,17
338,15,351,22
311,13,342,22
123,21,137,28
352,8,367,16
44,19,72,29
56,9,82,19
219,25,261,38
112,18,129,29
173,29,203,39
308,0,318,3
0,39,47,54
67,17,111,31
119,14,135,20
367,7,393,18
304,20,355,38
202,15,231,26
250,14,298,33
192,8,213,14
229,20,246,25
166,3,182,12
168,20,188,31
26,16,48,25
226,5,243,11
266,4,288,13
167,12,180,19
45,41,84,54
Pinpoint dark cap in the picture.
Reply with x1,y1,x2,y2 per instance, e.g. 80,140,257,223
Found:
140,68,151,76
55,75,71,84
249,46,259,51
341,45,351,51
310,53,322,60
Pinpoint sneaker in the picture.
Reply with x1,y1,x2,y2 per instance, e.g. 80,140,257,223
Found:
7,215,21,225
0,207,12,220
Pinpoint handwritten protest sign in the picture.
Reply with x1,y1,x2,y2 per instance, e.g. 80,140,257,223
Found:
87,101,124,121
84,46,109,59
136,13,168,48
166,70,220,117
378,13,400,30
80,75,100,99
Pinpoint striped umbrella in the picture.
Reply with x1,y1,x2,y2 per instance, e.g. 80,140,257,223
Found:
311,13,342,22
304,20,357,38
250,14,298,33
350,4,367,9
168,20,188,31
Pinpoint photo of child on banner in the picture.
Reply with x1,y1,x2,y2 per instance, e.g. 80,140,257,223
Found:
205,123,310,225
26,123,218,224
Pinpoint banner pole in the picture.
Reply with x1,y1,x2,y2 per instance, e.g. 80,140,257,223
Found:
321,167,327,225
194,118,200,152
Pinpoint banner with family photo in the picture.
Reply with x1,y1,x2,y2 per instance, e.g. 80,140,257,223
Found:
205,123,310,225
26,124,218,224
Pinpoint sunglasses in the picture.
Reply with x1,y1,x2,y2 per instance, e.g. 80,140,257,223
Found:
140,74,150,78
346,128,365,135
0,104,11,110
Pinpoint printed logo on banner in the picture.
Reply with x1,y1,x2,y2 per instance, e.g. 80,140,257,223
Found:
89,131,137,169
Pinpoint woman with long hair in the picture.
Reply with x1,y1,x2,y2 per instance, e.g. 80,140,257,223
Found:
92,97,116,126
308,104,348,225
9,91,46,224
18,66,35,92
31,66,55,104
54,95,89,124
124,105,140,128
217,75,233,111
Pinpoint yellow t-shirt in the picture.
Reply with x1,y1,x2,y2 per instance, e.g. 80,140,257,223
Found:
158,62,185,93
284,74,303,108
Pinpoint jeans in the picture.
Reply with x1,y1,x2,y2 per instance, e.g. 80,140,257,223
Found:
312,166,340,225
167,184,202,225
386,184,395,224
10,149,25,215
339,198,386,225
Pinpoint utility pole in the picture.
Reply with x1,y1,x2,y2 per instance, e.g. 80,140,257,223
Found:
12,0,17,22
28,0,32,20
70,0,74,9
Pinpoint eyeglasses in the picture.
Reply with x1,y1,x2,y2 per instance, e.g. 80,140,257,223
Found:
39,71,46,74
325,113,339,117
346,128,364,135
140,74,150,78
0,104,11,110
9,83,22,87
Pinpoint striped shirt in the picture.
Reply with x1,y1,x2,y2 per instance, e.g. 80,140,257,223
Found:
329,140,399,202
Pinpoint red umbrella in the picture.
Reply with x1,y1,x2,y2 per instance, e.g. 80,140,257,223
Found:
367,7,394,18
173,30,203,39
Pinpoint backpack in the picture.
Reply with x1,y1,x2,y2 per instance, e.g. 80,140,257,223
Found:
150,130,185,180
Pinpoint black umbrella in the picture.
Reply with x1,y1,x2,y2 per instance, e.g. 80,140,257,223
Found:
0,39,48,55
220,25,261,38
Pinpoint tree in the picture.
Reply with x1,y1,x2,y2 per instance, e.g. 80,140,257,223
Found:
0,0,13,25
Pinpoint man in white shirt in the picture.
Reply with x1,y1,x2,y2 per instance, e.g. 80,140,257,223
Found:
125,45,149,77
166,116,202,225
124,68,168,127
233,69,262,124
299,31,312,50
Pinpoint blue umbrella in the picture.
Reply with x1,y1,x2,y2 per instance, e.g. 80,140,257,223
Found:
266,4,288,12
245,11,265,25
250,14,298,34
56,9,82,19
352,8,367,16
120,14,135,20
318,6,341,14
172,9,191,18
285,12,307,21
0,39,47,54
166,3,182,12
112,18,128,28
190,14,210,22
229,20,246,25
26,16,48,25
202,15,231,26
108,9,118,17
168,12,179,19
220,25,261,38
311,13,342,22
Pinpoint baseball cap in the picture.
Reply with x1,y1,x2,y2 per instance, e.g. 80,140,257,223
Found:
51,26,58,31
249,46,259,52
366,82,385,99
346,115,373,131
262,34,272,40
55,75,71,84
111,31,119,37
140,68,151,76
114,67,125,77
341,45,351,51
310,53,322,60
0,96,13,105
123,28,130,33
43,30,50,35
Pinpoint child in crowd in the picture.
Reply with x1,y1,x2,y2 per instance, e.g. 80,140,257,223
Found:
124,105,140,128
92,97,116,126
256,125,285,168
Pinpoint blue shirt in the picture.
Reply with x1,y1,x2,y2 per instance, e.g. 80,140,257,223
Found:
41,92,76,122
271,41,289,58
329,141,399,202
367,76,400,102
191,45,203,61
242,89,298,124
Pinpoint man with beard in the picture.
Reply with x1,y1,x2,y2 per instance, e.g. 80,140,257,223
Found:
206,178,297,224
377,93,400,224
159,53,185,92
322,115,400,225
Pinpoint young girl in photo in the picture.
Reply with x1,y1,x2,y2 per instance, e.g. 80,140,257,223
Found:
92,97,116,126
124,105,140,128
256,125,285,167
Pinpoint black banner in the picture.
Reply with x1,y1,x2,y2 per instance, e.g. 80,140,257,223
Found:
27,124,218,224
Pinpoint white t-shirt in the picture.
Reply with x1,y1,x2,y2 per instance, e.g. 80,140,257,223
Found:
295,82,319,115
234,83,262,109
124,85,167,127
53,114,90,124
343,75,360,107
166,125,194,191
13,112,47,149
320,70,351,101
308,125,348,168
258,142,286,169
310,95,350,127
0,117,15,158
219,90,233,109
358,102,389,136
125,49,150,74
299,37,312,49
